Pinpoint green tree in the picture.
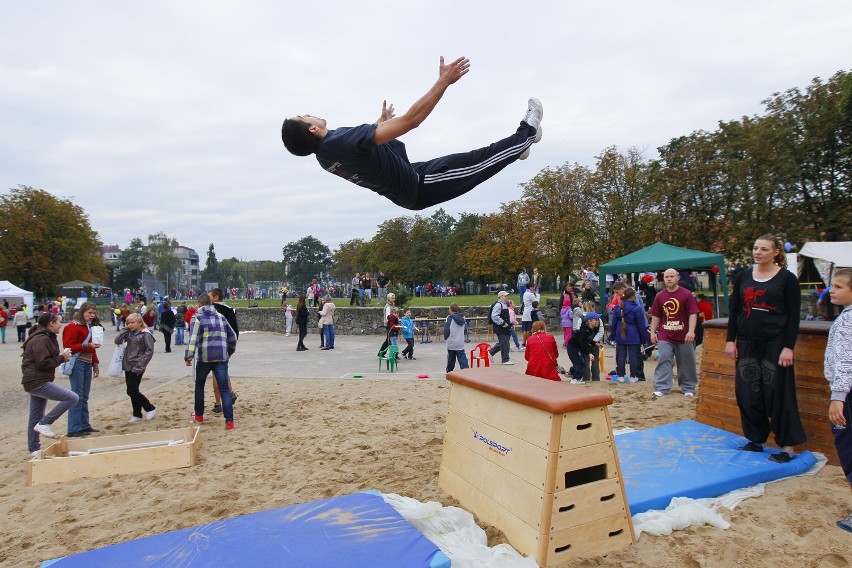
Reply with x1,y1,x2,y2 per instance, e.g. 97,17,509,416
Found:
218,257,243,289
147,232,181,291
0,185,106,296
113,238,147,290
406,217,442,285
367,218,412,284
201,243,219,284
282,235,332,285
517,162,594,279
331,238,368,282
443,212,484,290
254,260,282,282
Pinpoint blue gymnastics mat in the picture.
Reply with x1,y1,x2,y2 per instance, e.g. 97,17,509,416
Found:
615,420,817,516
42,491,449,568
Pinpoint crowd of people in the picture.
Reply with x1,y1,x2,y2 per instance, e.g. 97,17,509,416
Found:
12,233,852,534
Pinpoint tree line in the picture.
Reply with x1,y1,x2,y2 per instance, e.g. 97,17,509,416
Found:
3,70,849,297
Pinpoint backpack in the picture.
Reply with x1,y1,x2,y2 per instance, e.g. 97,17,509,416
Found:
488,301,500,325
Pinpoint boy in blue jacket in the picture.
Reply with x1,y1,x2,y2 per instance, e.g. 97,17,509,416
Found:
400,309,419,360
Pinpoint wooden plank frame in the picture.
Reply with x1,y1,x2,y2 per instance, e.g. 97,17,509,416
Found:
28,426,201,486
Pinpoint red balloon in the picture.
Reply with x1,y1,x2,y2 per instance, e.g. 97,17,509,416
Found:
642,274,654,283
711,265,720,273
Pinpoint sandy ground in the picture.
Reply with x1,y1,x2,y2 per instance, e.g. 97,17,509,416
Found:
0,327,850,568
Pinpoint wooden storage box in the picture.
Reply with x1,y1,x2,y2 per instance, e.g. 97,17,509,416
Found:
28,426,201,485
696,318,836,465
439,368,634,567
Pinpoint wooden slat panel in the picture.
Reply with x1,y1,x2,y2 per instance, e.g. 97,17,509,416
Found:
444,409,553,490
448,383,557,450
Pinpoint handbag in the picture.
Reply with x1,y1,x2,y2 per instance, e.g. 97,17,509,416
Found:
317,319,324,329
108,344,125,377
60,352,79,376
534,333,568,377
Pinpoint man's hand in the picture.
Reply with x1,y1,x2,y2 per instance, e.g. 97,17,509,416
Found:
376,100,395,124
438,55,470,86
684,331,695,344
373,55,470,145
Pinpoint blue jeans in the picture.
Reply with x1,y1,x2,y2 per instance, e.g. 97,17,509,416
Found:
68,360,93,434
447,350,469,372
615,343,644,379
28,382,79,452
510,328,521,349
195,361,233,422
518,285,527,305
174,327,185,345
323,324,335,348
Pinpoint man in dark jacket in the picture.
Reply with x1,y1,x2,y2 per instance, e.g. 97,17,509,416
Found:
489,291,514,365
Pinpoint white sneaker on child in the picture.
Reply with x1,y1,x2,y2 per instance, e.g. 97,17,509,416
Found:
128,416,142,423
33,423,57,438
146,409,157,420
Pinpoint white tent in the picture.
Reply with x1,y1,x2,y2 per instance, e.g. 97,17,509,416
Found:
798,241,852,286
799,242,852,268
0,280,35,315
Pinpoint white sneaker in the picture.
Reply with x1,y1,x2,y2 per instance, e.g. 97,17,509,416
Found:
652,391,665,397
31,450,41,459
518,125,543,160
569,379,585,385
146,409,157,420
286,333,291,337
33,423,57,438
501,360,515,365
522,97,543,132
128,416,142,423
684,392,695,397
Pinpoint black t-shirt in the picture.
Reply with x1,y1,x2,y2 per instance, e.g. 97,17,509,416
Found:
726,267,800,348
315,125,420,208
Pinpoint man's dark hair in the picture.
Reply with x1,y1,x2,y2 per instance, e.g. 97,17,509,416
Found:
282,119,321,156
197,293,211,307
209,288,223,301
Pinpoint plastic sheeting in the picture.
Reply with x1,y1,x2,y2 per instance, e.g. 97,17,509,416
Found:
383,493,538,568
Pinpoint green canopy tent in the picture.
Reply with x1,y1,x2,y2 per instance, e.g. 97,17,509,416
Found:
598,242,729,316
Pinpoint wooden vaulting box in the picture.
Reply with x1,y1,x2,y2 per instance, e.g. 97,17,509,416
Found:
439,368,634,567
28,426,201,485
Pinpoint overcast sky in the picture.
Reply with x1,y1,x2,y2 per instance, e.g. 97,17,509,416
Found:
2,2,850,263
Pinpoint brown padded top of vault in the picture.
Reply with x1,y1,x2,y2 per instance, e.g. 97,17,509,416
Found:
446,368,613,413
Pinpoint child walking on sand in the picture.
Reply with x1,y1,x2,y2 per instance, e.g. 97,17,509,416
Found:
115,313,156,423
444,303,469,372
826,267,852,533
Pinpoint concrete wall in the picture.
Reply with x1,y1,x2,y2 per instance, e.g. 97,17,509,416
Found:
79,294,818,336
91,300,565,336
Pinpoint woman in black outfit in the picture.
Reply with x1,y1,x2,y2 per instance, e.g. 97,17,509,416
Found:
159,301,175,353
295,295,309,351
725,235,805,463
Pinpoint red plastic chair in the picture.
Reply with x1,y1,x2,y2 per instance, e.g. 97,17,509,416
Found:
470,342,491,367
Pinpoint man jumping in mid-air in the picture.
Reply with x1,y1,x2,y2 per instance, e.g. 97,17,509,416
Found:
281,56,542,211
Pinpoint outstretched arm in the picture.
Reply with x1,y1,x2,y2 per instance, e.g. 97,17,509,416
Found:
373,56,470,145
